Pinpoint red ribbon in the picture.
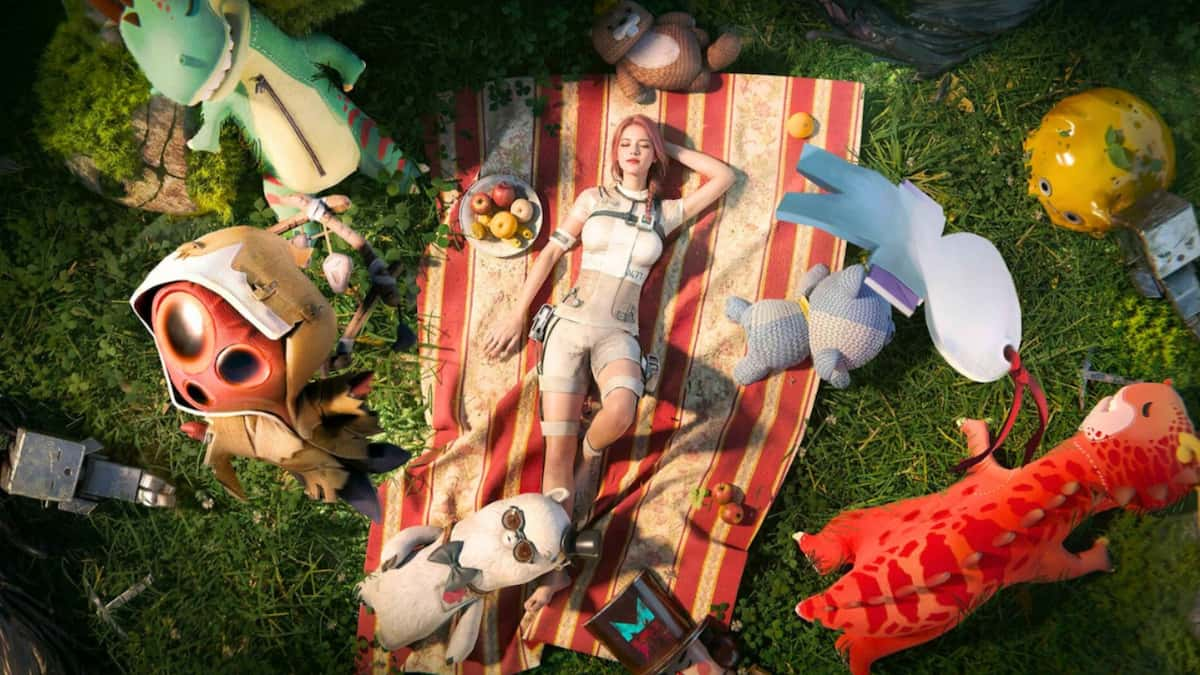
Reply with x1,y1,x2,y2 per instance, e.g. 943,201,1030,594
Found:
955,346,1048,473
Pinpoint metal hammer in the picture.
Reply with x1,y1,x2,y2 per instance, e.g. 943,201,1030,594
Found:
1079,349,1141,410
88,573,154,638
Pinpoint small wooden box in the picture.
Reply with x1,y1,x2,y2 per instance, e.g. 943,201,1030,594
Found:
585,570,737,675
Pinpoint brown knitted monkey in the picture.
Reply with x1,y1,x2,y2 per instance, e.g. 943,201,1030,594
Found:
593,1,742,104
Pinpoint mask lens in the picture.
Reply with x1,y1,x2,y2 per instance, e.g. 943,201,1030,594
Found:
164,295,209,359
513,540,535,564
216,346,268,386
502,507,524,531
184,382,211,407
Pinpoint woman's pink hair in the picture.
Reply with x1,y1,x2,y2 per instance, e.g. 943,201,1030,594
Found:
609,114,669,202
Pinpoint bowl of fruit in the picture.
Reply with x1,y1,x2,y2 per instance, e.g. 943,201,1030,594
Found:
458,174,542,258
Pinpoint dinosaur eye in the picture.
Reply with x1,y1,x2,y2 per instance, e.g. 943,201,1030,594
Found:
1141,402,1153,417
186,0,199,16
1037,178,1052,196
1063,211,1084,226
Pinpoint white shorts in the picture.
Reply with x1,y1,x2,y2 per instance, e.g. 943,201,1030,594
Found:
537,315,643,398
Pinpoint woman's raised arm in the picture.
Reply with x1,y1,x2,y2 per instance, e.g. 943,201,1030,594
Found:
665,141,736,220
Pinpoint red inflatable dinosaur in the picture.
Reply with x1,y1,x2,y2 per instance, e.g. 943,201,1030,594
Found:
795,381,1199,674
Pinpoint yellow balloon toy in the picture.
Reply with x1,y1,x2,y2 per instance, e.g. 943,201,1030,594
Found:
1024,88,1175,234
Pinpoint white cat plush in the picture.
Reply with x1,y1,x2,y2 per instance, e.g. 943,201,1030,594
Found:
358,489,600,663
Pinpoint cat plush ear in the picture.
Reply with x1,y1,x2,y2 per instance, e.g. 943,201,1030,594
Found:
546,487,570,504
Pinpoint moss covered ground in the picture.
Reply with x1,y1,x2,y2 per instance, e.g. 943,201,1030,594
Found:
3,0,1199,673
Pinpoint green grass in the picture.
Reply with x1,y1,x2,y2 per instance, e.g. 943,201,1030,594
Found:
3,0,1200,673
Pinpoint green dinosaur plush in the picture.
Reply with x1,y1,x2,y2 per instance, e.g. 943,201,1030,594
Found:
90,0,422,229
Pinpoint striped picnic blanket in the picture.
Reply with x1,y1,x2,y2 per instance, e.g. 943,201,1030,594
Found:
356,73,864,674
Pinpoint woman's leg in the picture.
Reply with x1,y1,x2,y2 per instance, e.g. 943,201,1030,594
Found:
570,356,643,524
539,390,588,517
525,388,586,616
587,357,643,450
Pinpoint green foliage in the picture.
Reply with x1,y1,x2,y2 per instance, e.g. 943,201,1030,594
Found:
34,3,148,183
256,0,369,35
185,126,248,222
1108,296,1200,388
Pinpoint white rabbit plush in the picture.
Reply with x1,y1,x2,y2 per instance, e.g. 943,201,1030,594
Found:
358,489,599,664
776,145,1021,383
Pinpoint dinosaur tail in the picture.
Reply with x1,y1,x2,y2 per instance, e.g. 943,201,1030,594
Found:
796,592,833,625
346,103,421,191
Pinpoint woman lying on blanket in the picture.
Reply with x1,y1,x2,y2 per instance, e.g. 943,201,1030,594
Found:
483,114,736,614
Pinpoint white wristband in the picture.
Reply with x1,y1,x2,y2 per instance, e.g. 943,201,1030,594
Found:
549,229,577,250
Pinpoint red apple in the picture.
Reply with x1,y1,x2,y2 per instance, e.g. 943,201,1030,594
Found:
720,503,745,525
470,192,495,215
490,181,517,209
713,482,742,505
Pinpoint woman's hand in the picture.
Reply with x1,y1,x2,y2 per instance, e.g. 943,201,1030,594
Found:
484,310,527,359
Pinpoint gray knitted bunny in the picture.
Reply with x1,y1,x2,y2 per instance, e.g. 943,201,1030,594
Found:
725,264,894,388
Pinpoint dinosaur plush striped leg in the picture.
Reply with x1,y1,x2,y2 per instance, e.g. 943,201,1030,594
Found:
795,508,879,574
346,103,422,192
836,629,944,675
1025,539,1112,583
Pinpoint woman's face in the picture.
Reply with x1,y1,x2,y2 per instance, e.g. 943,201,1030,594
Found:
617,123,655,183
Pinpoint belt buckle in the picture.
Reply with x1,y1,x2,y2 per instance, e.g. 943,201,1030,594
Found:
529,304,555,343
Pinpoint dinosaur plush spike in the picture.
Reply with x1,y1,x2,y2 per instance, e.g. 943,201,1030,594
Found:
88,0,125,20
795,381,1196,674
123,11,139,25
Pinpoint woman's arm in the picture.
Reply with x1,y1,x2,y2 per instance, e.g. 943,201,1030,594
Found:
482,209,586,359
665,141,736,220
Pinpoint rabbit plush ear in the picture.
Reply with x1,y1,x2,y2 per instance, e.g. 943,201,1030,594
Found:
546,487,570,504
923,232,1021,383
